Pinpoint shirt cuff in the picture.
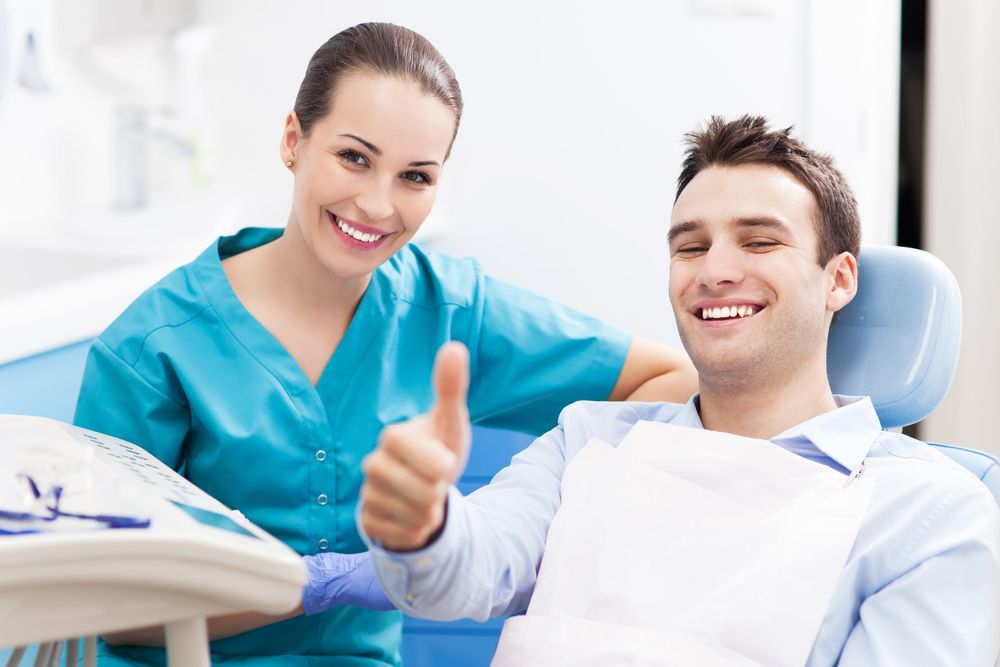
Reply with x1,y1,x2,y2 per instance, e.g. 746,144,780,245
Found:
358,485,466,613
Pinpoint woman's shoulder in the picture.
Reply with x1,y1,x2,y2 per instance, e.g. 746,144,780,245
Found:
381,243,484,309
97,246,219,357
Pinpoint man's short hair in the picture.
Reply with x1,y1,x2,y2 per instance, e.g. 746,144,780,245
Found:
676,115,861,265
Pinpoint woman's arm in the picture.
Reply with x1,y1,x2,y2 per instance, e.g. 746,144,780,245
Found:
103,551,393,645
102,608,303,646
608,336,697,402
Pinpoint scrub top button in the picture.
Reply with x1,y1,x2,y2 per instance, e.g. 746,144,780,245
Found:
317,493,329,506
318,538,329,550
315,450,327,462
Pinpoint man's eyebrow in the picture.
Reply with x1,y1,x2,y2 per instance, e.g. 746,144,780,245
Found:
340,133,382,156
731,216,792,232
668,221,702,244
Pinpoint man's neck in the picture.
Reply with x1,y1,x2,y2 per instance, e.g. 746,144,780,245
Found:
696,364,839,440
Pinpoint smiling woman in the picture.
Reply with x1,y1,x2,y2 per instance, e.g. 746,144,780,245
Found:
70,21,696,667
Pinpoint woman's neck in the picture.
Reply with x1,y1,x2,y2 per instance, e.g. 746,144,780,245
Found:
263,220,371,317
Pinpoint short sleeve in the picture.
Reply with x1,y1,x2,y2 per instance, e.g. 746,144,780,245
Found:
73,337,190,471
467,275,631,435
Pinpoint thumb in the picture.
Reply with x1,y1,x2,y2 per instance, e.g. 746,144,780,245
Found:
430,342,471,461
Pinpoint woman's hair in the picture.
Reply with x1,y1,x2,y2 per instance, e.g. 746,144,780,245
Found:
294,22,463,156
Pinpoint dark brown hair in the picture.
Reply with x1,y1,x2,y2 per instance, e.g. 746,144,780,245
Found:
676,115,860,264
294,23,463,157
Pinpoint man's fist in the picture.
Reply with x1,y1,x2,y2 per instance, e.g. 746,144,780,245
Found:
360,342,472,551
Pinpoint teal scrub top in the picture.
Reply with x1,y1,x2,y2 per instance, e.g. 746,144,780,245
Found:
73,227,631,666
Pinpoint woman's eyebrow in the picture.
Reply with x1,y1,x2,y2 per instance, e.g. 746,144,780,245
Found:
339,133,440,168
340,133,381,155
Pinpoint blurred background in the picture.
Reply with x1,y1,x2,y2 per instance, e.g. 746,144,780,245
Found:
0,0,996,453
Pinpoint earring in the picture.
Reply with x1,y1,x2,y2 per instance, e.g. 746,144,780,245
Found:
285,160,293,167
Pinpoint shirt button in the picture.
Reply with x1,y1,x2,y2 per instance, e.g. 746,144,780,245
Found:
318,538,329,550
317,493,329,506
315,450,327,462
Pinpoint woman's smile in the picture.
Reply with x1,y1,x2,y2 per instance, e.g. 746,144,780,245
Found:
327,211,392,251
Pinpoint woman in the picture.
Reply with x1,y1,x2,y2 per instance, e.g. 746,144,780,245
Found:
74,22,695,666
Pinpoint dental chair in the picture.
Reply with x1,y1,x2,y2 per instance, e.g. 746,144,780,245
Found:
402,244,999,667
1,245,994,666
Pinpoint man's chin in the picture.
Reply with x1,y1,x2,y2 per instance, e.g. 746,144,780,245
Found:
690,356,764,388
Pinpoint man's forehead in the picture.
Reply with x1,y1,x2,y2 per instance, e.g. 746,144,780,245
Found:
670,164,819,238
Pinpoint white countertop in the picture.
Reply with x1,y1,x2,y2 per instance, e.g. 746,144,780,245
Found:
0,196,247,365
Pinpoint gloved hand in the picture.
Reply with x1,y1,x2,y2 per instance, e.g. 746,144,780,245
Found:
302,551,396,614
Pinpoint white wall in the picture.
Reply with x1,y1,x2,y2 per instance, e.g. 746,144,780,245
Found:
922,0,1000,456
0,0,901,349
185,0,900,346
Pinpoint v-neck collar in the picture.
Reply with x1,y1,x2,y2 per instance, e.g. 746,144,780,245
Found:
190,228,392,404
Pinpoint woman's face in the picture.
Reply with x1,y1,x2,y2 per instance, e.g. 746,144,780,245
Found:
281,71,456,281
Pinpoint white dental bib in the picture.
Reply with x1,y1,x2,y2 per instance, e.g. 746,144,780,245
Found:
491,420,876,667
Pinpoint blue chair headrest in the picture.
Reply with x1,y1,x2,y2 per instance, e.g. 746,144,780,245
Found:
827,245,962,429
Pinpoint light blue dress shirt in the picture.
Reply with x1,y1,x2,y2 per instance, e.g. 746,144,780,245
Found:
73,227,631,666
367,396,1000,666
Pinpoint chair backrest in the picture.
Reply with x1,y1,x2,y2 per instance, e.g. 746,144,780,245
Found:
827,245,998,502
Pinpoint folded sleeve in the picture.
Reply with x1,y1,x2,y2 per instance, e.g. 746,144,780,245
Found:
467,275,631,435
837,484,1000,666
73,337,190,472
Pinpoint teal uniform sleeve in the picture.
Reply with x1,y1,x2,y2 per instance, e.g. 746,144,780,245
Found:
467,275,632,435
73,337,190,471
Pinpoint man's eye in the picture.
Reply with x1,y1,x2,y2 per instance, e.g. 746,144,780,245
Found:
337,149,368,166
746,241,778,249
675,246,708,254
402,170,433,186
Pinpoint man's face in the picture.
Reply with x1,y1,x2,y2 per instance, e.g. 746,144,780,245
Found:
668,164,855,389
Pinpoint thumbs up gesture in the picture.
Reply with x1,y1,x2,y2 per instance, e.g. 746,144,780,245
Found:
360,342,472,551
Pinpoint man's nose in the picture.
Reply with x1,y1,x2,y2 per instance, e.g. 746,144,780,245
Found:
354,175,395,222
696,245,745,288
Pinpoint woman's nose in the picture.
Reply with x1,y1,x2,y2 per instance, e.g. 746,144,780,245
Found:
355,176,395,222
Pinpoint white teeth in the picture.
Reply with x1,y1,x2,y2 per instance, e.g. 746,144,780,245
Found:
701,305,758,320
334,216,384,243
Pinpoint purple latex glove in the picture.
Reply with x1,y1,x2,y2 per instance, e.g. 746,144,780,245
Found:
302,551,396,614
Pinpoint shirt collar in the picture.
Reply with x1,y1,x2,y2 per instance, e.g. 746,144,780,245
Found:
674,394,882,472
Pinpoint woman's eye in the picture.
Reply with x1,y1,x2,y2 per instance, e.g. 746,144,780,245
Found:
337,149,368,167
402,170,433,186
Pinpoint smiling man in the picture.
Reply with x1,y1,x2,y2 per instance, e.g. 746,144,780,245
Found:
358,116,1000,666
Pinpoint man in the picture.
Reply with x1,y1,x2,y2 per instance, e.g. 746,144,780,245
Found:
358,116,1000,665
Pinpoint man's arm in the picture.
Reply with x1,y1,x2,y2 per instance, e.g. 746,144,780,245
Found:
838,485,1000,666
610,336,697,402
360,343,568,621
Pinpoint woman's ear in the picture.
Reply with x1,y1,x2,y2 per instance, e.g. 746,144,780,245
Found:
826,251,859,314
280,111,303,168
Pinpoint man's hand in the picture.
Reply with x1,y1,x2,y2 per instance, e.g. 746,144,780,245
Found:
360,342,472,551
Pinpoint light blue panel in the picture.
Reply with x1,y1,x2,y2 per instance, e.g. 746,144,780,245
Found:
1,341,90,664
0,340,92,422
827,245,962,429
